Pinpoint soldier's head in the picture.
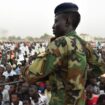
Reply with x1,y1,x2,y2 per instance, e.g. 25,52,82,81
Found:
52,2,81,37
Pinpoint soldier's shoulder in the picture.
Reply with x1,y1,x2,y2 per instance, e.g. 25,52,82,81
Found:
52,36,67,47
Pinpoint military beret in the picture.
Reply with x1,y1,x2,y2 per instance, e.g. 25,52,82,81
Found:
54,2,78,15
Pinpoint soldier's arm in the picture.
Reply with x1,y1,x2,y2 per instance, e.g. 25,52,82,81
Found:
25,37,68,84
86,43,105,75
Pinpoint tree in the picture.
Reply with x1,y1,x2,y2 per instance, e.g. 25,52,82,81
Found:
25,36,34,41
16,36,21,40
8,36,17,41
0,36,7,40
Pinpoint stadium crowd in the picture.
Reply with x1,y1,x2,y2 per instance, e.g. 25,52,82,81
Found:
0,41,105,105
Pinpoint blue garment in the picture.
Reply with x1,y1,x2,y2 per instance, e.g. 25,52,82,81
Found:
15,67,21,75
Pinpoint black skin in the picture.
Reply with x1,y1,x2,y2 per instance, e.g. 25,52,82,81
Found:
0,67,4,75
11,94,19,105
29,86,37,97
52,13,74,37
23,99,32,105
97,94,105,105
6,64,12,73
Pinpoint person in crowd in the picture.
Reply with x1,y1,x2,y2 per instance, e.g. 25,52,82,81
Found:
0,93,3,105
0,65,5,79
18,82,29,101
29,85,38,105
86,85,99,105
17,50,25,66
96,94,105,105
23,98,32,105
0,84,10,105
10,93,23,105
15,62,22,75
39,89,48,105
1,49,7,66
99,74,105,93
44,81,52,105
3,63,16,79
9,84,17,95
29,84,47,105
37,81,46,93
87,72,100,95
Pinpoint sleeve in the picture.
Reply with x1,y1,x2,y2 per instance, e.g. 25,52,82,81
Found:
26,37,68,84
86,43,105,75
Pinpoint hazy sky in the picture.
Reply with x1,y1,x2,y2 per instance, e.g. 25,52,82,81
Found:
0,0,105,37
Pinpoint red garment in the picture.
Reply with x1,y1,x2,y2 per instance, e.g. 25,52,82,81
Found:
0,52,2,59
10,51,15,59
38,82,46,88
86,95,99,105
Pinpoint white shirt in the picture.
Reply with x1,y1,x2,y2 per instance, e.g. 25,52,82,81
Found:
11,101,23,105
30,93,48,105
39,93,48,105
2,89,9,103
18,53,24,62
3,70,16,79
45,90,51,105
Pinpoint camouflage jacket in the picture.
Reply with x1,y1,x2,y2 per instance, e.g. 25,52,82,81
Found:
27,31,105,105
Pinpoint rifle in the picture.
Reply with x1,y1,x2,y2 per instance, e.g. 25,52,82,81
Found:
0,80,24,86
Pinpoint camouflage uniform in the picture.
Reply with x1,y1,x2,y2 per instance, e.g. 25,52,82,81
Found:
26,31,105,105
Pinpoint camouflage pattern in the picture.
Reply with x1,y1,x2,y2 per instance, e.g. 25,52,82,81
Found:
26,31,105,105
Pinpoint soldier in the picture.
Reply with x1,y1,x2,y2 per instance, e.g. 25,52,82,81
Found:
24,2,105,105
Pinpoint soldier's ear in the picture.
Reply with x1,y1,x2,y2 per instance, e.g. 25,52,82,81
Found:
65,16,72,27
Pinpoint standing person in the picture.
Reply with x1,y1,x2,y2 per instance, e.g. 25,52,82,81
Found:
0,84,10,105
96,94,105,105
29,85,38,105
0,93,3,105
23,98,32,105
44,81,52,105
86,85,99,105
18,82,29,101
24,2,105,105
3,63,16,79
10,93,23,105
0,65,5,79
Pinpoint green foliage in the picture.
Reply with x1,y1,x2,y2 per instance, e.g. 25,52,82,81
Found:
40,33,51,39
25,36,34,41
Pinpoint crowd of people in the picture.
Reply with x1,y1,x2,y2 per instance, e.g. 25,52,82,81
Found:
85,42,105,105
0,41,51,105
0,41,104,105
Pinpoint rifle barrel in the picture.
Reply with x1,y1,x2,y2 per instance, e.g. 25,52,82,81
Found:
0,80,24,86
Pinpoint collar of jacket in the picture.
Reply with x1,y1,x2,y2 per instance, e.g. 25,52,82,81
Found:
66,31,77,37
